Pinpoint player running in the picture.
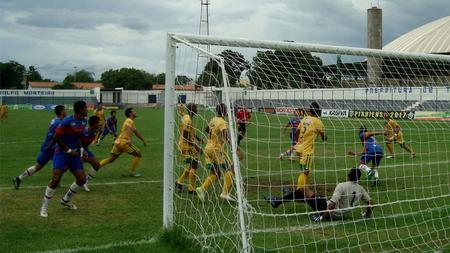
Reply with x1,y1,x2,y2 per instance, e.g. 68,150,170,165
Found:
383,112,415,158
349,126,384,186
278,108,303,159
0,102,8,123
96,110,118,145
235,105,251,146
39,101,88,217
13,105,66,189
175,103,203,194
265,102,326,208
99,108,147,177
92,102,106,145
196,103,236,202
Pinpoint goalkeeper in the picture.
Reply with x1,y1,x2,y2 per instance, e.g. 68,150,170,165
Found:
310,168,374,221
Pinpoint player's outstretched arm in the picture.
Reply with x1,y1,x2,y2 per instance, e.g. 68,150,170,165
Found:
133,129,147,146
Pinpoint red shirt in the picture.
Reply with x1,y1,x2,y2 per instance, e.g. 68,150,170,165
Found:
236,109,251,123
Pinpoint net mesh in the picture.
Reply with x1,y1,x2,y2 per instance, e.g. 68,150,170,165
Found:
167,34,450,253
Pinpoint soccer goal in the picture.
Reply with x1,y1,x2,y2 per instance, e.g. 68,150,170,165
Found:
163,33,450,253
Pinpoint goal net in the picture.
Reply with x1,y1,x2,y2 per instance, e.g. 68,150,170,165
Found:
163,33,450,253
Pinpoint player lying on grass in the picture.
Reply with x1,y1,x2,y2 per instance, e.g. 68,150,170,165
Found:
40,101,88,217
383,112,415,159
13,105,66,189
175,103,203,194
96,110,118,146
310,168,374,221
265,168,374,221
348,126,384,186
99,108,147,177
278,108,303,160
196,103,241,202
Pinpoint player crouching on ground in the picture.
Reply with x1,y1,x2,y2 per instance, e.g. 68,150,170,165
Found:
175,103,203,194
311,168,374,221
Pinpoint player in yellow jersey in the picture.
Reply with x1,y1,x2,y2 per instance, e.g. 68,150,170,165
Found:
177,103,186,117
383,112,415,158
92,102,106,144
99,108,147,177
265,102,327,209
0,103,8,123
196,103,236,202
175,103,203,194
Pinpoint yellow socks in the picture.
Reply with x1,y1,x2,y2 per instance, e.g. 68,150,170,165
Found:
386,143,394,155
99,157,113,168
201,174,217,192
296,172,309,191
188,168,197,192
177,167,190,185
129,156,141,173
222,170,233,195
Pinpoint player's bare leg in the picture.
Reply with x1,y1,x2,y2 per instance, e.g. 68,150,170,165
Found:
82,157,101,192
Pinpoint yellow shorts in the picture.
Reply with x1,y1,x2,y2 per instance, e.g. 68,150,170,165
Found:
204,146,230,169
111,142,140,156
295,151,313,171
0,112,7,118
179,146,199,162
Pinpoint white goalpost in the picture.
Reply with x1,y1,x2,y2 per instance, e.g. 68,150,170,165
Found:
164,33,450,253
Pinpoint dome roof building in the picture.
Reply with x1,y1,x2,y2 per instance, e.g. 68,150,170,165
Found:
383,16,450,54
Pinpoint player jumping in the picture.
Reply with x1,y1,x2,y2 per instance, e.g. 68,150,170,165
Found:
13,105,66,189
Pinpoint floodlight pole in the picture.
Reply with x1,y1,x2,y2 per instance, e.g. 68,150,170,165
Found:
163,33,176,229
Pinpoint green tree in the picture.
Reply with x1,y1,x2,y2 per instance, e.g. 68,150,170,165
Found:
27,66,43,82
247,49,325,89
175,75,192,85
101,68,154,90
63,69,95,84
197,50,249,87
0,61,26,89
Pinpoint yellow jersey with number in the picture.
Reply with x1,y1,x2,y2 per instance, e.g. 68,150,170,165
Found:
94,108,106,126
178,114,195,150
115,118,136,144
205,116,227,149
295,116,324,155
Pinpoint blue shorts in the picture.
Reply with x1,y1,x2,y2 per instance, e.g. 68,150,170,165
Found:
36,149,54,166
85,149,94,158
53,153,84,171
360,153,383,167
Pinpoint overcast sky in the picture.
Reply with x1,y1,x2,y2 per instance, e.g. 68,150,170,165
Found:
0,0,448,81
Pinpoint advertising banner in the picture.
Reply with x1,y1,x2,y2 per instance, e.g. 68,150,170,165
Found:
349,110,415,120
322,109,349,118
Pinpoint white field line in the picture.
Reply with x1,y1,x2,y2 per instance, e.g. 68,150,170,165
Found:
29,237,157,253
0,180,162,191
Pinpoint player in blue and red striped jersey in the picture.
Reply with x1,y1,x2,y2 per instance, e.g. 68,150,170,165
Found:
96,110,118,146
12,105,66,189
39,101,88,218
348,126,384,186
278,108,304,159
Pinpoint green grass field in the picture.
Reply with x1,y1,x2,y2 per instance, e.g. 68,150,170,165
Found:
1,108,449,253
